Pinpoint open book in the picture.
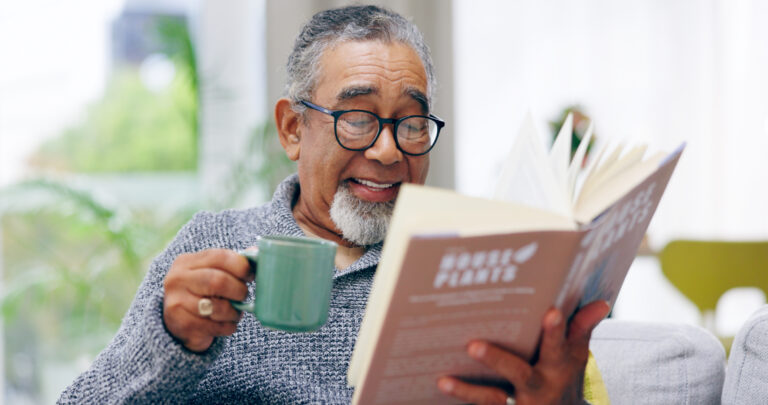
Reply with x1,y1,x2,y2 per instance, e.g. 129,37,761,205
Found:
347,114,684,404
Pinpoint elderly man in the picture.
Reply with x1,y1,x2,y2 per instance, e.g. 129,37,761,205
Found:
59,5,608,404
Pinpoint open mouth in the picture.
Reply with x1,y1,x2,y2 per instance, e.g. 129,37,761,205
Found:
353,178,396,189
348,178,401,202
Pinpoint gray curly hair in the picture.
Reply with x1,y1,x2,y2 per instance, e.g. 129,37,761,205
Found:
285,5,436,112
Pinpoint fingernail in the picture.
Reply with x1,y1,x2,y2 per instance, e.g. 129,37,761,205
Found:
548,311,563,328
438,378,454,393
601,301,612,317
468,341,486,359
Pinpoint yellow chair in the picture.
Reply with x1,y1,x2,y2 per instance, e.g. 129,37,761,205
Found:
658,240,768,354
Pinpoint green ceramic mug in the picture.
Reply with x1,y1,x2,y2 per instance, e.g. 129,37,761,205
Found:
232,235,337,332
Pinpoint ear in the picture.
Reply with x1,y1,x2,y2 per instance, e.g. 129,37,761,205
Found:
275,98,301,161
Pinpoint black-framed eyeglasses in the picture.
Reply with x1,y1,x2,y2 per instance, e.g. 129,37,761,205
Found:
300,100,445,156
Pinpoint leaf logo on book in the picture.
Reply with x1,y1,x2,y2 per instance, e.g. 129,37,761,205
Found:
433,242,539,289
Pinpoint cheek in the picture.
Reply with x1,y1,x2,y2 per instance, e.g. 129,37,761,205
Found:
298,127,335,166
410,156,430,183
298,142,348,189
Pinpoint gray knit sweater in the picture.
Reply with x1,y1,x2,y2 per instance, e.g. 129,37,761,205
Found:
58,174,382,404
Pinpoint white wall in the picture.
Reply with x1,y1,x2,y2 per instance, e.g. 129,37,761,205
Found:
453,0,768,247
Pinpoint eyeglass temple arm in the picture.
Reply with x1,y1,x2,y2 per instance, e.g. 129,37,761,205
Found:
300,100,335,116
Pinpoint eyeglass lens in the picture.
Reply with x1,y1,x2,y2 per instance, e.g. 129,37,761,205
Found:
336,111,438,155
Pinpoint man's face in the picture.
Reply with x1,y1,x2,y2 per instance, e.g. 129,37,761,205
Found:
291,40,431,244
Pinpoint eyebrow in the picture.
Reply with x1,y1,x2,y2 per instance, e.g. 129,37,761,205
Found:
335,85,430,114
405,87,430,114
336,85,377,102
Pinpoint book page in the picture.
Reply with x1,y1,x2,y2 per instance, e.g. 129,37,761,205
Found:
549,113,573,196
494,114,572,218
573,140,608,201
586,145,647,194
577,143,625,201
574,151,666,223
567,122,594,200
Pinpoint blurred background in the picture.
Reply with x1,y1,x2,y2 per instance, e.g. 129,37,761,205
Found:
0,0,766,403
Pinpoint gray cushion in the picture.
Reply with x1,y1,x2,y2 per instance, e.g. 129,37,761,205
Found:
722,304,768,404
589,320,725,405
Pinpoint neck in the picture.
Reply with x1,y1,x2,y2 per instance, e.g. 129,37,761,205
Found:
292,201,366,270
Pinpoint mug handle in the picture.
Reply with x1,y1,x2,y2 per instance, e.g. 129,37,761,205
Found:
231,247,259,312
231,299,256,313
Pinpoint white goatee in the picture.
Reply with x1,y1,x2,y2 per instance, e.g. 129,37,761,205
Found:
329,182,394,246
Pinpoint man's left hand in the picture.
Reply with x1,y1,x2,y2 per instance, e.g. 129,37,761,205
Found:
437,300,611,405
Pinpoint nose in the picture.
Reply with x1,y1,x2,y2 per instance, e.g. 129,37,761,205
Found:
364,124,403,165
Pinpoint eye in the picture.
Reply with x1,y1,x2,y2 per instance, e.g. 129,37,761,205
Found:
399,117,430,139
404,122,427,132
347,119,371,128
338,111,378,137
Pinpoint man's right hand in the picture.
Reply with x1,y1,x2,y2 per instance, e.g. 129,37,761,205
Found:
163,249,255,352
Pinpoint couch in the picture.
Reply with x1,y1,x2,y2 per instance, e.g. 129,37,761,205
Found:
722,304,768,404
589,304,768,404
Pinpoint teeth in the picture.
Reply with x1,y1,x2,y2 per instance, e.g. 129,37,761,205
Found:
355,178,395,189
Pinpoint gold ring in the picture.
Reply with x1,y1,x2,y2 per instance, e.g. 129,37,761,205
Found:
506,396,516,405
198,297,213,317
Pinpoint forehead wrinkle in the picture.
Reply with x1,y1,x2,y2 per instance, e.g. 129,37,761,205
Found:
318,42,429,109
342,59,425,84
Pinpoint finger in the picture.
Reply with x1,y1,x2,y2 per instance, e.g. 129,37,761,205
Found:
177,249,252,282
567,300,611,345
165,306,213,352
178,306,240,337
538,307,567,365
183,268,249,301
184,294,243,322
163,305,238,352
437,376,510,405
240,246,258,282
466,340,533,389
